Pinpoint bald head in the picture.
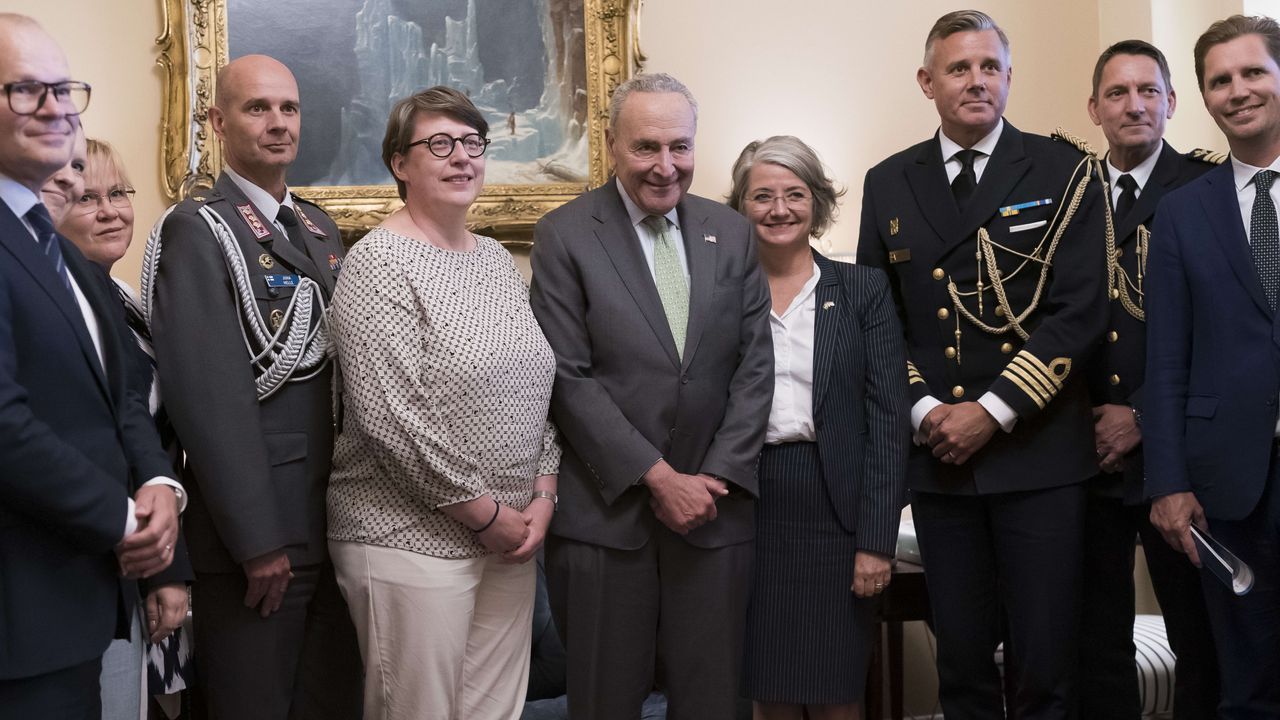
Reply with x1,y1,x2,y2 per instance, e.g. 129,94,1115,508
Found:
209,54,301,196
0,13,79,192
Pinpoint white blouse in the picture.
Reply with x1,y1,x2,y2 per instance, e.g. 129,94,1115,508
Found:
765,262,821,444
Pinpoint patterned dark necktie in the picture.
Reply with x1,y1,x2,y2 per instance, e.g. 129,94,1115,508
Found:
25,203,72,293
1114,174,1138,224
951,149,980,210
1251,169,1280,311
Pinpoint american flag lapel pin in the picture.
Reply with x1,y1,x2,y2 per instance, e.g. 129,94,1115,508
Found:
704,234,717,244
823,301,836,310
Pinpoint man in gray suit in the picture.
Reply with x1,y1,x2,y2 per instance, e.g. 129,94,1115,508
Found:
149,55,360,719
529,72,774,720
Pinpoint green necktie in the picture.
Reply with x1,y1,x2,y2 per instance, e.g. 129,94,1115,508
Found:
643,215,689,358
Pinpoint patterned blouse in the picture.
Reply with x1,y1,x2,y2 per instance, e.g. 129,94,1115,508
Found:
327,227,560,559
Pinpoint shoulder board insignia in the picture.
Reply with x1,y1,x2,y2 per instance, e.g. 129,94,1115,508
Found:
295,207,327,237
236,203,272,240
1052,127,1097,157
1189,148,1228,165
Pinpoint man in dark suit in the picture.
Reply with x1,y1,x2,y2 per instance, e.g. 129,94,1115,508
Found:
0,14,182,719
856,10,1106,719
1146,15,1280,718
529,72,773,720
149,54,360,719
1077,40,1221,720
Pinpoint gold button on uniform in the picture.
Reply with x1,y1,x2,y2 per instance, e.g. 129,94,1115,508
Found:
951,385,965,398
932,268,945,280
944,347,956,359
1107,331,1119,342
937,307,950,320
1109,374,1120,385
1000,342,1014,354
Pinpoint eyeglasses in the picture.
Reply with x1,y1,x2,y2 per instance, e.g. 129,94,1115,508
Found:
72,187,135,213
3,81,92,116
407,133,490,158
747,190,812,209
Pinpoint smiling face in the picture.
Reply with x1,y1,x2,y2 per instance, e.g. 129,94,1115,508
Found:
1089,53,1175,167
0,20,77,191
40,123,84,223
918,29,1012,147
210,55,300,192
391,112,486,210
1201,33,1280,165
744,162,814,250
607,91,696,215
58,154,134,270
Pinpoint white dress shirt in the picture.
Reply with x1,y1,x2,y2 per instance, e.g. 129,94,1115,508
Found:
765,263,820,444
616,178,691,285
1230,155,1280,434
911,120,1018,435
0,175,184,538
1105,143,1161,207
224,165,299,237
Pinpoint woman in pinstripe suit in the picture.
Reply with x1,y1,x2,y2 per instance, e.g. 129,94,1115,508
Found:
729,136,910,720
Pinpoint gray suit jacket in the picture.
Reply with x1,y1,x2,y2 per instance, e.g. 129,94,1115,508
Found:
151,173,345,572
529,181,773,550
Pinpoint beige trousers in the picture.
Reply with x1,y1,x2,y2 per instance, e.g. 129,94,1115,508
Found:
329,541,535,720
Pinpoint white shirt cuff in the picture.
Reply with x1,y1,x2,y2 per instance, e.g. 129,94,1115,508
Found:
978,392,1018,433
910,396,943,433
142,477,187,513
123,497,137,539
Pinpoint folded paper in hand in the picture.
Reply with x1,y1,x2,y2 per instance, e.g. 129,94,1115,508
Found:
1190,525,1254,596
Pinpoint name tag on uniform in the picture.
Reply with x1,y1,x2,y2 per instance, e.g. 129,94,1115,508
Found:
889,248,912,264
264,274,300,288
999,198,1053,217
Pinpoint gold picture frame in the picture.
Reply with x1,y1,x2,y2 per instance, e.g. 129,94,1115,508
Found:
156,0,644,244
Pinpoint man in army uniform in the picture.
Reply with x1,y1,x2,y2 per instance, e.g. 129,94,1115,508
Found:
856,11,1105,719
148,55,361,719
1078,39,1220,720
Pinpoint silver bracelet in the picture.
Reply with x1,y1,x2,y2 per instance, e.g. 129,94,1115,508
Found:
531,490,558,511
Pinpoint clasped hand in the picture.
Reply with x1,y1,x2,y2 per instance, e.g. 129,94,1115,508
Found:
1093,403,1140,473
918,402,999,465
115,484,180,579
644,461,728,535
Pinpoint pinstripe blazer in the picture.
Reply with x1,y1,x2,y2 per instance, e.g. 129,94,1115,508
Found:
809,252,910,556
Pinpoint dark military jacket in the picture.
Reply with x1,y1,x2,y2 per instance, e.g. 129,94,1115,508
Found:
1087,142,1221,502
857,121,1107,495
151,172,346,572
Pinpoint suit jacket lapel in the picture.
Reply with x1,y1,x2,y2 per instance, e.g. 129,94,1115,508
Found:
678,199,717,370
810,252,840,415
290,201,338,297
955,122,1031,245
0,205,110,397
215,175,322,280
62,243,121,403
905,138,961,242
592,185,682,368
1116,142,1179,241
1201,162,1270,316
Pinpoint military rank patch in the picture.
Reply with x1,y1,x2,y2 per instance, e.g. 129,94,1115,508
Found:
1189,148,1228,165
890,217,900,236
889,248,911,264
1001,350,1071,409
296,208,327,236
906,360,925,385
236,204,272,239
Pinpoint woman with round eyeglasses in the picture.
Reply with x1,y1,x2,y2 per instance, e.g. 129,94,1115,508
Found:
56,138,193,720
327,85,560,720
728,136,909,720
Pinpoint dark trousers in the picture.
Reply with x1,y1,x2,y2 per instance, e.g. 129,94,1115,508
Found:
1078,491,1220,720
545,528,753,720
1200,456,1280,719
913,484,1084,720
191,560,362,720
0,656,102,720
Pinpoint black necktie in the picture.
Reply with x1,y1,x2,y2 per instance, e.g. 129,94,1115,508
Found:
1114,174,1138,224
951,149,980,210
275,205,306,249
25,203,72,293
1251,169,1280,310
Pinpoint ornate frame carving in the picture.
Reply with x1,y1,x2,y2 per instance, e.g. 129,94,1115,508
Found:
157,0,644,240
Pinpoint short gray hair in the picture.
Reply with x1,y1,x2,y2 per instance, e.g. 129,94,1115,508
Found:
727,135,845,239
923,10,1011,67
608,72,698,130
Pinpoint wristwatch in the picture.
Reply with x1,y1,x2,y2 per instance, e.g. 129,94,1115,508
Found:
1131,406,1143,428
531,490,558,511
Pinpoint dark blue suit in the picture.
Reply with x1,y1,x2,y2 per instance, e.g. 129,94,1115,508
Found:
0,196,173,717
1146,159,1280,718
